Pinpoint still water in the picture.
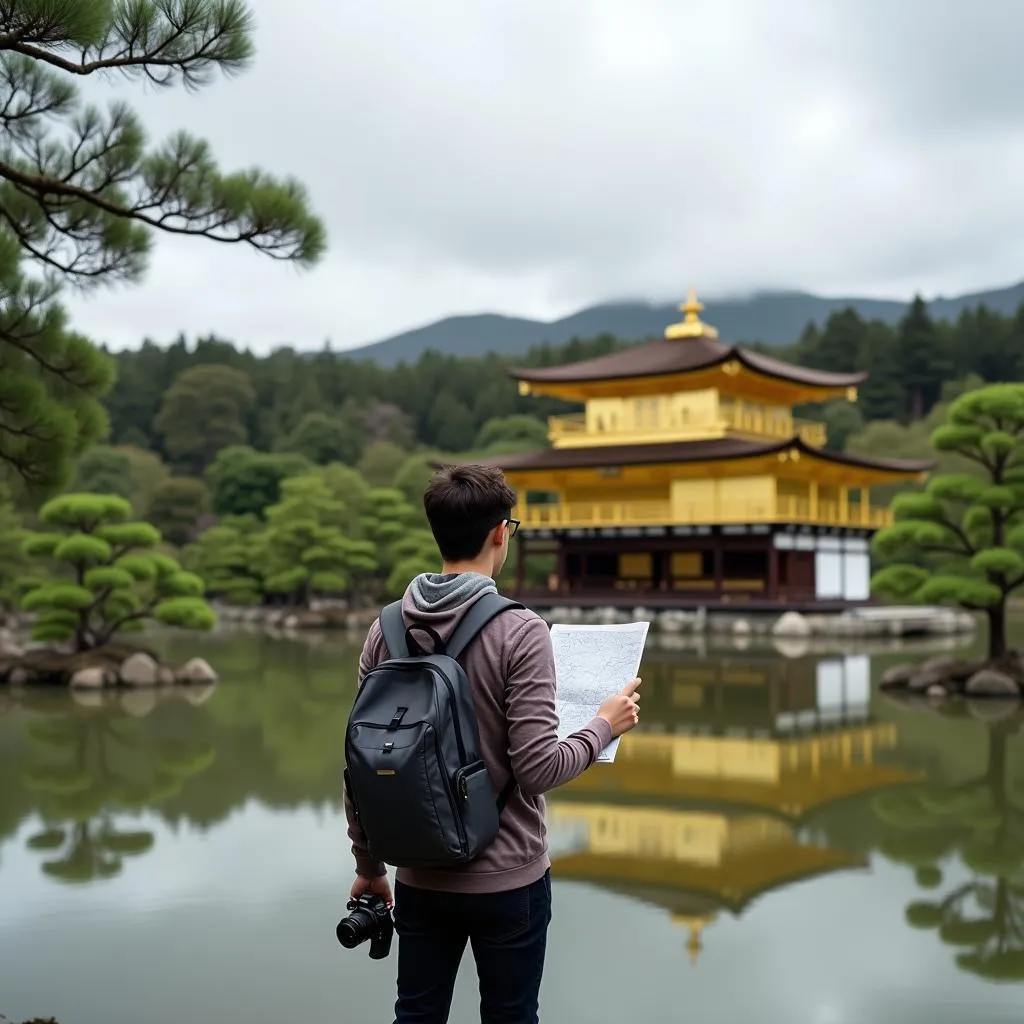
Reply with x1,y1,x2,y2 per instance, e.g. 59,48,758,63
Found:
2,620,1024,1024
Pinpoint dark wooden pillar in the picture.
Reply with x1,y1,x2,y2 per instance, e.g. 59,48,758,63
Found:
556,543,567,593
713,538,724,598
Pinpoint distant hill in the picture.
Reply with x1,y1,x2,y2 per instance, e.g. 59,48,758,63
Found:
343,279,1024,366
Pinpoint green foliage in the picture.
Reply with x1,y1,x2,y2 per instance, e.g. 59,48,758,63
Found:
249,472,378,606
205,445,310,518
17,491,215,649
0,482,28,609
356,440,408,488
474,414,549,453
72,444,170,517
870,384,1024,657
274,410,363,465
387,529,440,597
154,365,257,475
393,451,439,510
0,2,324,491
146,476,211,546
182,516,263,604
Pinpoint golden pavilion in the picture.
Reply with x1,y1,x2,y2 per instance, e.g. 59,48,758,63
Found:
484,290,933,607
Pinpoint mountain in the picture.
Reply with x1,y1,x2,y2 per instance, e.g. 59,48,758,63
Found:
343,279,1024,366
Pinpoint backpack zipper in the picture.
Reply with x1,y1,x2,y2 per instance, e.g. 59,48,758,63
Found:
430,726,468,856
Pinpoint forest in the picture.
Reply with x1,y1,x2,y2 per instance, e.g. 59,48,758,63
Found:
2,290,1022,619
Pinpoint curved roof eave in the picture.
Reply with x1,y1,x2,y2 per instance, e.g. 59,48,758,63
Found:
508,338,867,391
440,435,937,476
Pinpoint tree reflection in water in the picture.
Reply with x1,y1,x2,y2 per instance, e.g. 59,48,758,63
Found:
874,703,1024,982
20,694,216,884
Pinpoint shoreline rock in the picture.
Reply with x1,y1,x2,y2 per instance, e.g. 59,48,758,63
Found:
881,651,1024,699
211,600,977,641
0,641,218,690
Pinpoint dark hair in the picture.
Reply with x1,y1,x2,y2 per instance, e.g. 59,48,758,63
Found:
423,464,517,562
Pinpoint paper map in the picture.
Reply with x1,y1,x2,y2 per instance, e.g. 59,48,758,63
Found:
550,621,649,764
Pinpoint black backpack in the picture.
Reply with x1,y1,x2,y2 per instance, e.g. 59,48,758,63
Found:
343,591,523,869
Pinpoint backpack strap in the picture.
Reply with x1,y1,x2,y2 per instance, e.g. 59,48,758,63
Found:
379,601,409,658
445,591,524,661
448,591,524,816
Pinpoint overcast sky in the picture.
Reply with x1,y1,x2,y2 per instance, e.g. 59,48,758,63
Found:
61,0,1024,354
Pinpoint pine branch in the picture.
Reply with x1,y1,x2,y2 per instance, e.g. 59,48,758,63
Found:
0,0,255,89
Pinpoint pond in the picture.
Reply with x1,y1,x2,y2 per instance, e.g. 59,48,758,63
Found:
2,617,1024,1024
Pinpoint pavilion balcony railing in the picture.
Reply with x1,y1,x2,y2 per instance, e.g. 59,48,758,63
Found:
516,495,893,530
547,407,827,447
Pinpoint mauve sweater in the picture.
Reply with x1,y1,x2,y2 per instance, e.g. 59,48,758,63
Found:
344,571,613,894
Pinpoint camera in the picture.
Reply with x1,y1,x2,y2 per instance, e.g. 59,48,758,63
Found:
336,892,394,960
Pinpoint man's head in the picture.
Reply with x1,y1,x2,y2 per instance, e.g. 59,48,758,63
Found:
423,464,518,576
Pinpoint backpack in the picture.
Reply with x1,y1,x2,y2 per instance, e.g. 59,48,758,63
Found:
343,591,524,870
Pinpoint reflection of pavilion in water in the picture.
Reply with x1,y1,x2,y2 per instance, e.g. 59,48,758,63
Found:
548,653,923,961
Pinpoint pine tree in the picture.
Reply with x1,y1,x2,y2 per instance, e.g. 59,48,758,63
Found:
0,2,324,490
897,297,952,421
857,321,905,422
871,384,1024,659
816,308,867,374
19,492,215,650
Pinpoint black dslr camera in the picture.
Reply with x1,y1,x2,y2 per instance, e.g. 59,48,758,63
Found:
336,893,394,960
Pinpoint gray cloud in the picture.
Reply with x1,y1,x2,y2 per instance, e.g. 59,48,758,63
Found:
60,0,1024,354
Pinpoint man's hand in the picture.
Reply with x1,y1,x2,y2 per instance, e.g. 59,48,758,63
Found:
351,873,393,907
597,677,642,738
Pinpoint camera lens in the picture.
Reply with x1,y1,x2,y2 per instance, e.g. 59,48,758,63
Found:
336,906,372,948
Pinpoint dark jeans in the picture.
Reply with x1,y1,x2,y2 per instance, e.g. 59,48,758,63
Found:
392,870,552,1024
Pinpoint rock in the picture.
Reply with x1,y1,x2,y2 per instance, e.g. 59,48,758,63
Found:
119,651,160,687
732,619,752,636
880,664,918,690
177,657,218,684
908,668,952,693
772,611,811,637
70,666,108,689
157,665,176,686
926,684,947,699
965,668,1021,698
0,629,24,660
8,666,29,686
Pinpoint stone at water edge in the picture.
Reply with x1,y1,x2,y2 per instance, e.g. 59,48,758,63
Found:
926,684,947,699
772,611,812,638
732,619,752,636
965,669,1021,698
177,657,219,684
70,666,109,689
157,665,176,686
880,664,917,689
908,667,952,693
0,628,24,660
119,651,160,687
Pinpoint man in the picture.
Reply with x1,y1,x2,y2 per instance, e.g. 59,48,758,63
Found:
345,463,641,1024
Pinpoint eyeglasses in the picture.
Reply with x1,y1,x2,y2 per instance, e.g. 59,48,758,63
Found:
505,518,520,537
